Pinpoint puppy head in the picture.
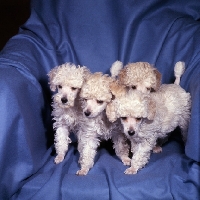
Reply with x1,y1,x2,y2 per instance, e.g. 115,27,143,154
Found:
48,63,90,108
80,72,113,118
109,79,127,99
118,62,161,94
106,90,156,137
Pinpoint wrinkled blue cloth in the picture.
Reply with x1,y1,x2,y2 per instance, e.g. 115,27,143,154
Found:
0,0,199,199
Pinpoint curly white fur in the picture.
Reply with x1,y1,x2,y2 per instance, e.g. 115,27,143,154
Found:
174,61,185,85
110,60,123,78
76,72,130,175
115,61,162,93
48,63,90,164
106,85,191,175
110,60,186,153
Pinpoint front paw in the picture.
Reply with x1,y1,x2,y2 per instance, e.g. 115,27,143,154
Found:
124,167,138,175
76,168,89,176
122,157,131,166
153,146,162,153
54,155,64,164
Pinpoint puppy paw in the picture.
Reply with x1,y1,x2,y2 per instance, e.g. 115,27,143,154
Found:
54,155,64,164
122,157,131,166
124,167,138,175
76,168,89,176
153,146,162,153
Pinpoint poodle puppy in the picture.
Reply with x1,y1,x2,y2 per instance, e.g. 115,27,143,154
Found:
111,60,185,93
48,62,90,164
111,61,162,93
110,60,186,153
106,84,191,175
76,72,130,175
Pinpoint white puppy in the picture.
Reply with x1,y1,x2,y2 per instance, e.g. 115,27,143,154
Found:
110,60,186,153
106,84,191,174
76,72,130,175
48,63,90,164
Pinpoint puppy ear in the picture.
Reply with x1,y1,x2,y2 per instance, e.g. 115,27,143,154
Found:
106,102,118,122
154,69,162,91
81,66,91,80
147,97,156,120
118,68,127,84
109,80,127,99
48,68,57,91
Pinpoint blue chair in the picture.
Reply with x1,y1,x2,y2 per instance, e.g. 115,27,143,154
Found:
0,0,199,199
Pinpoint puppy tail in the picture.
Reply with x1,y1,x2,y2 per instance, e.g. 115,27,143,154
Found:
110,61,123,78
174,61,185,85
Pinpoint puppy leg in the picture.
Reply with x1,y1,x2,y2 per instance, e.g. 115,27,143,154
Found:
179,118,189,143
54,127,71,164
152,146,162,153
152,137,169,153
76,136,100,175
152,138,164,153
112,132,131,166
124,141,152,175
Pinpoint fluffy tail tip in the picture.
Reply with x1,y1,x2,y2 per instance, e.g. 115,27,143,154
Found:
110,60,123,78
174,61,185,85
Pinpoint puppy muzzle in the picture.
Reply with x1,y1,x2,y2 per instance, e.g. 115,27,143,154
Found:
84,110,91,117
61,97,68,104
128,130,135,136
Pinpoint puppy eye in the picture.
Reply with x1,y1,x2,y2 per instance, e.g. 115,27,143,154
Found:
121,117,127,121
71,87,77,91
97,100,103,104
131,86,136,90
147,87,155,92
136,117,142,121
58,85,62,89
150,88,155,92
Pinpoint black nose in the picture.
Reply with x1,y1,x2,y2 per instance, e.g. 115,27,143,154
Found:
84,111,91,117
61,97,68,104
128,130,135,136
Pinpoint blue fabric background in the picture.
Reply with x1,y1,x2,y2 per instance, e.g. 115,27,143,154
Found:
0,0,199,199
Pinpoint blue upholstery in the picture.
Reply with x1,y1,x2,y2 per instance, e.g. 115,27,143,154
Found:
0,0,199,199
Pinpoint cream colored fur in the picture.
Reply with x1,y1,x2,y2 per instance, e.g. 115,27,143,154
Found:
110,60,186,153
106,84,191,174
174,61,185,85
48,63,90,164
116,61,162,93
76,72,130,175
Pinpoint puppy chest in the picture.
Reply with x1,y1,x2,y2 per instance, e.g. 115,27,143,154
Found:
95,123,113,140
